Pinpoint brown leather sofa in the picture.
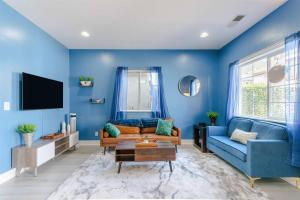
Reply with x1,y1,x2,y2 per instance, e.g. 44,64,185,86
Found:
100,125,181,154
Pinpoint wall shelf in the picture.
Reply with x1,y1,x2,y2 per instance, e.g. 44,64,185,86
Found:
90,98,105,104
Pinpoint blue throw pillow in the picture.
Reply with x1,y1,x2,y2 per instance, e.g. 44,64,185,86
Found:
141,118,159,128
109,119,142,127
155,119,173,136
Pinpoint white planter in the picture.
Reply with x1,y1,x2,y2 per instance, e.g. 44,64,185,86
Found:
23,133,34,147
80,81,92,87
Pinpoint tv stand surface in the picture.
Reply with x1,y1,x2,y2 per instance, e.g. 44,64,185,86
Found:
12,131,79,177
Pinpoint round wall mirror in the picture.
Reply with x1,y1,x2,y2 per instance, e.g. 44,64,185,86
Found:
178,75,201,97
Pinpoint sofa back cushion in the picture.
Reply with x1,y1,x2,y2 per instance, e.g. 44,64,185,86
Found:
250,121,288,140
115,125,140,134
228,118,253,137
110,119,141,127
141,118,159,128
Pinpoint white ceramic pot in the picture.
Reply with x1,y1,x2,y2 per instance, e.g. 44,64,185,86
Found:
80,81,92,86
23,133,34,147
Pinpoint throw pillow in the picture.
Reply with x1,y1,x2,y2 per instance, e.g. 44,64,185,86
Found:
156,119,173,136
171,130,178,136
230,128,257,144
104,123,120,138
103,132,109,138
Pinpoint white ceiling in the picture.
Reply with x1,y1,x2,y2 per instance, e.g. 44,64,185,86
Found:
5,0,287,49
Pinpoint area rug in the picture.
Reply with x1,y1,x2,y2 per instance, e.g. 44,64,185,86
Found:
47,146,269,199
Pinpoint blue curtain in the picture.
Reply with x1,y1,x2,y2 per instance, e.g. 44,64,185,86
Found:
110,67,128,121
149,67,170,118
285,32,300,167
225,60,239,125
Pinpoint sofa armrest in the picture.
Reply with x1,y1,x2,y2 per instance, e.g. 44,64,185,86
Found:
207,126,227,137
247,140,289,176
173,126,181,145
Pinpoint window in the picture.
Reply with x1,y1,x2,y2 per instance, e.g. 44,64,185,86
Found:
127,70,151,111
238,44,295,122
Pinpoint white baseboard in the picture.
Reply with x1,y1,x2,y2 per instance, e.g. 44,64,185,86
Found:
0,168,16,185
282,177,298,187
181,139,193,145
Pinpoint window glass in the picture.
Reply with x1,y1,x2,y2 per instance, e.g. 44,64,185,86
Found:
127,71,151,111
238,47,292,122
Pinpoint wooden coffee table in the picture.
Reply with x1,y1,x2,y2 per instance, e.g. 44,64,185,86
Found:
115,141,176,173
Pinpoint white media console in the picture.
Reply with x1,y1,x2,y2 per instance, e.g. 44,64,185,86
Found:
12,131,79,176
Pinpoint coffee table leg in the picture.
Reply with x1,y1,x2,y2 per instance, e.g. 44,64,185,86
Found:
169,161,173,172
118,162,122,174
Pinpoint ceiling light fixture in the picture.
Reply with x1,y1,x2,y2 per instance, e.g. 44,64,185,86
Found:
81,31,90,38
200,32,209,38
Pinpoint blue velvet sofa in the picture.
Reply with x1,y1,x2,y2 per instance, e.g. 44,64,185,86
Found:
207,117,300,187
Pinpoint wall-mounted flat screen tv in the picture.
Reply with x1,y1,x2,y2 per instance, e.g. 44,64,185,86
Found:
21,73,63,110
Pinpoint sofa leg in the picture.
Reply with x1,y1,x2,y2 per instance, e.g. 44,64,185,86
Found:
103,147,106,155
296,178,300,189
248,176,260,188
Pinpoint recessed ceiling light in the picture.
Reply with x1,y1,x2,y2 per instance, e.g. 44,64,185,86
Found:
81,31,90,38
200,32,209,38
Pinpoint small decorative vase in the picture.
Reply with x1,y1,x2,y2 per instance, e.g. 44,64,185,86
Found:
210,117,217,126
67,124,71,135
61,121,66,134
23,133,34,147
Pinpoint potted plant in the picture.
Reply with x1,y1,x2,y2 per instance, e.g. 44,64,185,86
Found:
17,124,37,147
207,111,219,126
79,76,94,87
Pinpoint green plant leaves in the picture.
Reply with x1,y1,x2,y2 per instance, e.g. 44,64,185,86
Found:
17,124,37,134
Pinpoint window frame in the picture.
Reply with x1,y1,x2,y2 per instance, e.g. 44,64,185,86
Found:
126,69,152,112
237,42,287,123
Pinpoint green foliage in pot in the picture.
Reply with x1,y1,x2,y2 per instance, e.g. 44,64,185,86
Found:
17,124,37,134
207,111,219,119
79,76,94,82
87,76,94,82
79,76,85,81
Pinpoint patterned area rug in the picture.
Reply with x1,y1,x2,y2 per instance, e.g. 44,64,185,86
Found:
47,146,269,199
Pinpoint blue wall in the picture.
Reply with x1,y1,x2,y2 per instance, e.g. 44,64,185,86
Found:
0,2,69,173
69,50,219,139
218,0,300,124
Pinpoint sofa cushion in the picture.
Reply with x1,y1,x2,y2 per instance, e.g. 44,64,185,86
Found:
110,119,142,127
141,118,159,128
115,125,140,134
250,121,288,140
228,118,253,137
208,136,247,162
102,134,142,144
141,134,179,144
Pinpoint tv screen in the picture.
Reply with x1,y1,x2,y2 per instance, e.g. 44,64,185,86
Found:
22,73,63,110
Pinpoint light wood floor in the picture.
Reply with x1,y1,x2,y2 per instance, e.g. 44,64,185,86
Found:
0,145,299,200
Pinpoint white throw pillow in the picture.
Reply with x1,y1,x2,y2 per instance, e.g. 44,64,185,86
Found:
230,129,257,145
